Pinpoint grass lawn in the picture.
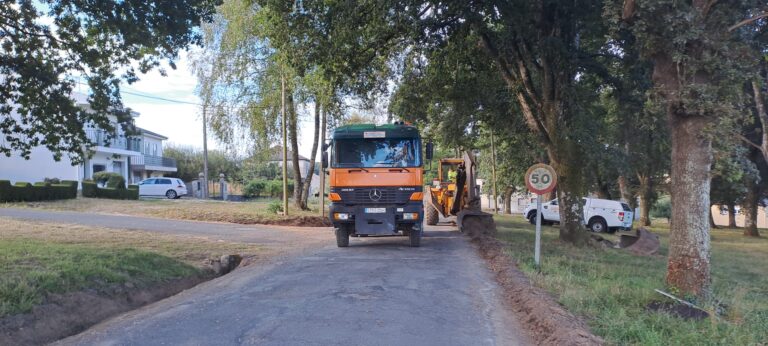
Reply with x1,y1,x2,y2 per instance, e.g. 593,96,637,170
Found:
2,198,323,224
0,218,264,317
494,215,768,345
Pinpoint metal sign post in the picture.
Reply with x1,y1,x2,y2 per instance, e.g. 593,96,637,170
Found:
525,163,558,271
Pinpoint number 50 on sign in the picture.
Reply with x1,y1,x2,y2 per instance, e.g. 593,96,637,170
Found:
525,163,557,195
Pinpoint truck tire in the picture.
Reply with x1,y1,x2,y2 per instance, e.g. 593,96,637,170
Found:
588,217,608,233
426,205,439,225
527,211,537,225
409,224,422,247
335,227,350,247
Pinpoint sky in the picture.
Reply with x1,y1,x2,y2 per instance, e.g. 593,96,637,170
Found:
108,51,320,160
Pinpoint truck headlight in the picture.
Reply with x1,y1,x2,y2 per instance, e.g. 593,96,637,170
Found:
334,213,351,220
403,213,419,220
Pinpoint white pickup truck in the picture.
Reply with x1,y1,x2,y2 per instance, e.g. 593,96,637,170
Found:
523,197,634,233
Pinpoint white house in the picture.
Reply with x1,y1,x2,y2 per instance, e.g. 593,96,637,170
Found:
0,93,176,186
268,147,321,196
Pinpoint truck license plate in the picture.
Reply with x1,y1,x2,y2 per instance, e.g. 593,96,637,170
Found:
365,208,386,213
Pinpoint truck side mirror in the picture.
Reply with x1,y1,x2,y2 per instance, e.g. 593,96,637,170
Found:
321,142,329,152
426,142,434,161
321,152,329,169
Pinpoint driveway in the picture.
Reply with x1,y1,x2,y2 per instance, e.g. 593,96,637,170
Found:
0,208,529,345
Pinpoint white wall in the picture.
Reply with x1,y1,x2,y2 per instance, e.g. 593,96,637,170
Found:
0,145,80,183
142,136,163,156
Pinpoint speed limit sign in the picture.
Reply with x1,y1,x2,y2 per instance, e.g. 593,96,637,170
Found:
526,163,557,271
525,163,557,195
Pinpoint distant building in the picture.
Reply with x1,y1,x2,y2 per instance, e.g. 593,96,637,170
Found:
0,93,176,186
268,147,320,196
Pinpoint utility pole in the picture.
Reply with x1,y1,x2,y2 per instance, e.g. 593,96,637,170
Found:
491,128,498,214
319,105,327,217
281,72,289,216
202,106,209,199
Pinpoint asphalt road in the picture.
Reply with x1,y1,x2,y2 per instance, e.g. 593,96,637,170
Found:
0,208,528,345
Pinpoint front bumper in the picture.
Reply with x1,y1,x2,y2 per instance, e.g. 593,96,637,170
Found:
330,201,423,235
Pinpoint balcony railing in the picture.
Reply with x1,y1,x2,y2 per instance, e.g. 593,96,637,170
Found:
85,129,141,152
132,155,177,168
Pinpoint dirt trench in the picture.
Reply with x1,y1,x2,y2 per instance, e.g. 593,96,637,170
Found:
470,232,604,346
0,275,213,346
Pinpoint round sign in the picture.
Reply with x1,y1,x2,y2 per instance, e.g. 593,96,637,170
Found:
525,163,557,195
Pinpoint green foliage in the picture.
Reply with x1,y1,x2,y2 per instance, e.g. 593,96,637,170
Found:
651,196,672,221
81,181,138,200
266,200,283,214
243,179,267,198
92,172,123,186
163,144,242,183
0,180,77,202
0,0,220,164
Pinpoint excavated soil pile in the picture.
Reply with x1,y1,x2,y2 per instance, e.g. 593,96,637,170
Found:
0,275,211,346
471,233,604,346
261,216,332,227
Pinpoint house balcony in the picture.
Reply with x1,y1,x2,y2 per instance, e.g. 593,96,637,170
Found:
85,129,142,154
131,155,177,172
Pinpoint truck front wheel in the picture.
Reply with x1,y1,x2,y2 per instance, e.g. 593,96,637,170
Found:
335,226,350,247
426,205,439,225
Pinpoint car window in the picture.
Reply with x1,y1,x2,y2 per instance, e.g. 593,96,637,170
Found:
142,179,155,185
550,200,558,206
621,203,632,211
157,178,172,184
176,179,185,185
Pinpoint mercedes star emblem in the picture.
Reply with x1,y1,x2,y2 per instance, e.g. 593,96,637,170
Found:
369,189,382,201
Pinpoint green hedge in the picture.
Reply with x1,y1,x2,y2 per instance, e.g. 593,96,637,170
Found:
0,180,78,202
81,181,138,200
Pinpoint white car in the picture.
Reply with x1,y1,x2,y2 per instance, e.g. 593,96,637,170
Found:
524,197,634,233
138,177,187,199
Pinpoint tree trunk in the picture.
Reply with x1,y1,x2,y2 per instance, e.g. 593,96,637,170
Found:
300,102,321,210
743,177,761,237
618,175,634,207
503,186,515,214
665,111,713,298
551,147,589,246
287,94,304,210
727,202,738,229
637,174,652,226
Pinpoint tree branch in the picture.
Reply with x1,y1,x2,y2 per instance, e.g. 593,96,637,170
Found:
728,11,768,32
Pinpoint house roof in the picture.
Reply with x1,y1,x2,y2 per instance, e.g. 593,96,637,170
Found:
268,146,309,162
139,128,169,140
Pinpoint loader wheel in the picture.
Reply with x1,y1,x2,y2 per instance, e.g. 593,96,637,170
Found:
335,226,350,247
426,205,439,225
409,223,422,247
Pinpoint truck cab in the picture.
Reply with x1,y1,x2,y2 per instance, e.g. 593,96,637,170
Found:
324,122,430,247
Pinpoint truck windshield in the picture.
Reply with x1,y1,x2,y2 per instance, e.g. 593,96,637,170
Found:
333,138,421,168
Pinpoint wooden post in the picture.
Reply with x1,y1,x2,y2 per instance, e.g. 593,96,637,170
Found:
319,105,327,217
491,128,499,214
202,106,209,199
281,72,289,215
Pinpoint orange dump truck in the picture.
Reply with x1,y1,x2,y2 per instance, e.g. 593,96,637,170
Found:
322,122,433,247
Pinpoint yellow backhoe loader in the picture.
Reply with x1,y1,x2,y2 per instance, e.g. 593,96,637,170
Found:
425,151,496,235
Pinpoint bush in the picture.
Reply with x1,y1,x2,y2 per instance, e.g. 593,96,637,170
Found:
106,175,126,189
651,195,671,221
82,180,97,198
243,179,267,198
81,180,136,200
43,177,60,184
0,180,77,202
267,200,283,214
92,172,123,187
265,179,294,198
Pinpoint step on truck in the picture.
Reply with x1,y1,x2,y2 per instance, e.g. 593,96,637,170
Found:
322,122,433,247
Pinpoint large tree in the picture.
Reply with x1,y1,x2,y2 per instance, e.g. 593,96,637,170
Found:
617,1,760,298
0,0,219,163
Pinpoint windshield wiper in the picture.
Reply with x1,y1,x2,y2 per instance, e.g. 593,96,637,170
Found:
388,167,410,172
347,168,369,173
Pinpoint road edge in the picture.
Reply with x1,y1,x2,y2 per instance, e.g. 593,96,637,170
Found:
471,233,605,346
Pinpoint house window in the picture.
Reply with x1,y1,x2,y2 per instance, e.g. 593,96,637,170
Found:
93,164,106,175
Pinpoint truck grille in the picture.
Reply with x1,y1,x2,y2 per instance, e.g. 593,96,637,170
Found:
335,187,419,204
